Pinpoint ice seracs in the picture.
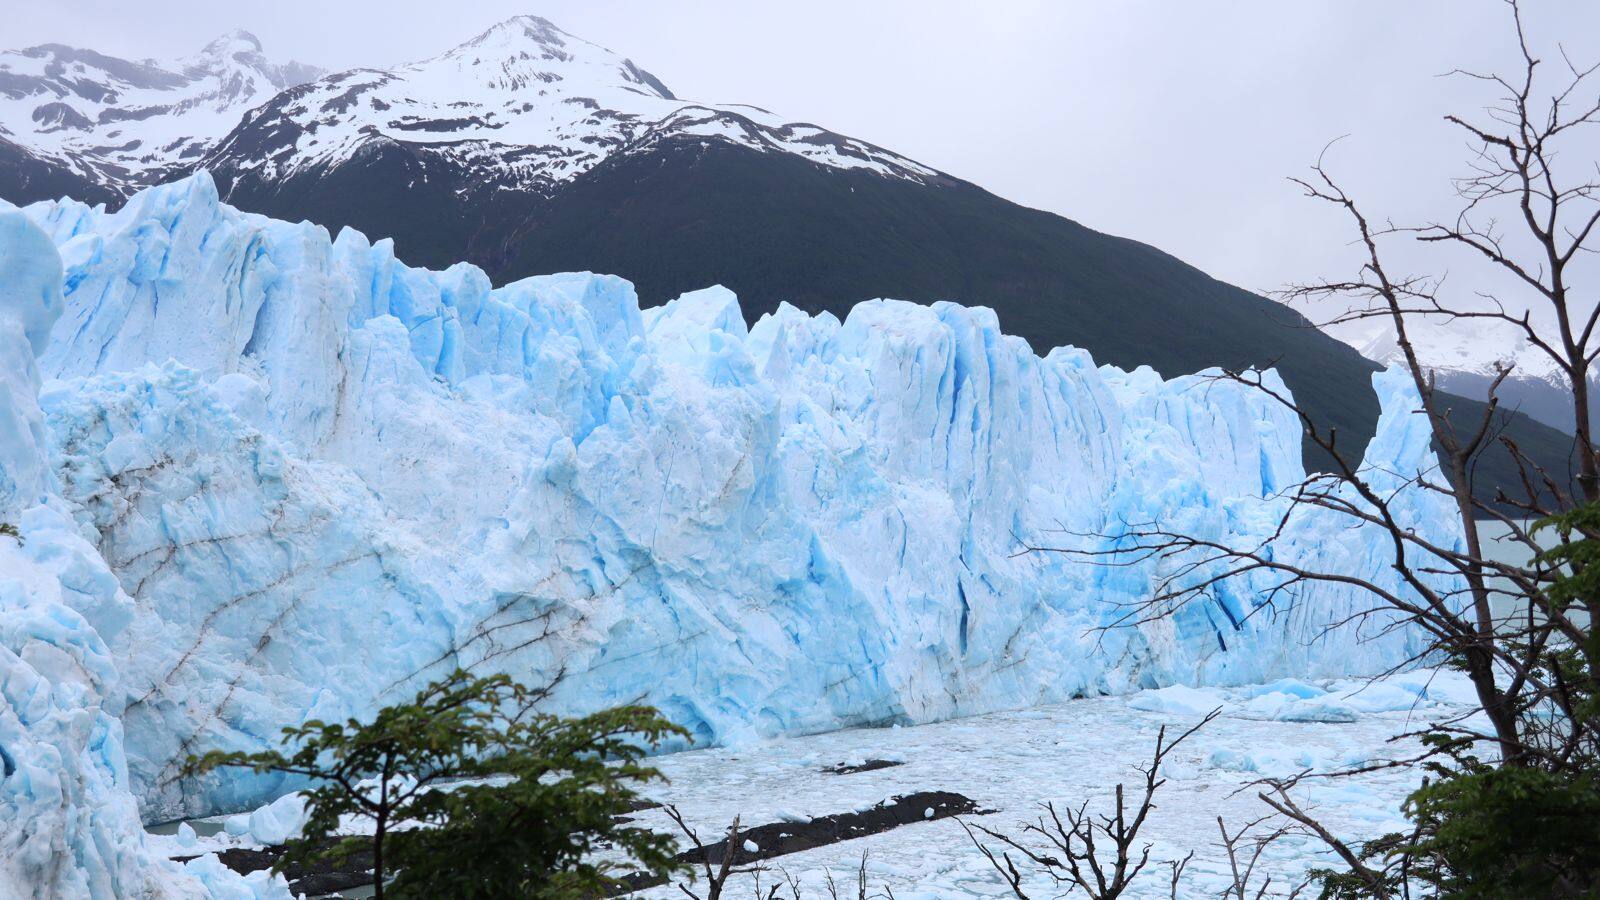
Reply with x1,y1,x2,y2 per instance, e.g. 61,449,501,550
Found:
0,211,61,513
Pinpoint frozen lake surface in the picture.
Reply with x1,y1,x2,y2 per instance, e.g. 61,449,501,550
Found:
153,669,1482,898
622,671,1476,898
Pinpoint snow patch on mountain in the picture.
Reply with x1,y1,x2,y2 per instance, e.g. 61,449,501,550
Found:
1332,313,1588,432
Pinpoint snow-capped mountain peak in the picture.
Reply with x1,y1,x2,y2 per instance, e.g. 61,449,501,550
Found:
0,32,322,186
452,14,573,56
190,14,939,202
1340,315,1563,386
197,28,265,58
184,30,322,112
2,15,941,207
410,13,675,100
1330,314,1593,433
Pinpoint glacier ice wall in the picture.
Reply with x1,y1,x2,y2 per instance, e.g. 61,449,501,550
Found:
6,173,1460,823
0,209,289,899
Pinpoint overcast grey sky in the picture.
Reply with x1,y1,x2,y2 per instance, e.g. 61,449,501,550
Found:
10,1,1599,307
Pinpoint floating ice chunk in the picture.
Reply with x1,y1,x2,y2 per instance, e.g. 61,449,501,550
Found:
1329,680,1430,714
1387,670,1479,707
1208,746,1323,776
1237,678,1419,722
1275,698,1361,723
1127,685,1228,717
222,815,251,839
1159,757,1201,781
1239,678,1327,700
1239,691,1298,720
242,792,309,846
182,854,296,900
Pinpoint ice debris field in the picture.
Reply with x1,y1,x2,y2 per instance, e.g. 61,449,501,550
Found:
155,670,1479,898
0,174,1459,897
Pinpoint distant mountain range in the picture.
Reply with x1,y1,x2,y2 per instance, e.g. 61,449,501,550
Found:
0,30,320,200
0,16,1575,500
1335,317,1587,435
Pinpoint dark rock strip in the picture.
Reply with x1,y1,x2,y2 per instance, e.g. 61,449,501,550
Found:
185,842,374,897
608,790,977,894
194,790,975,897
822,759,904,775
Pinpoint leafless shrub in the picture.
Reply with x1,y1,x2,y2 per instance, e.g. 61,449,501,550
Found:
665,806,758,900
960,709,1220,899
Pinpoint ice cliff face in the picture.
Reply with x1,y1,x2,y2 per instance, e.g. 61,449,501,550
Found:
3,174,1458,842
0,210,288,899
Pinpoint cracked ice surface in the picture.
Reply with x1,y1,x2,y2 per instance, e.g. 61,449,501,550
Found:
6,171,1459,849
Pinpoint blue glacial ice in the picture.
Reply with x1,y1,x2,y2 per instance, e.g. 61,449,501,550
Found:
0,173,1460,894
0,208,290,898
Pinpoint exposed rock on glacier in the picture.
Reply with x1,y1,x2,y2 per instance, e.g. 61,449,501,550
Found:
0,209,289,899
8,173,1458,831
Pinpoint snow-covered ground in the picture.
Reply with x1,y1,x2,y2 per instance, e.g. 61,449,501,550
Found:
150,670,1479,898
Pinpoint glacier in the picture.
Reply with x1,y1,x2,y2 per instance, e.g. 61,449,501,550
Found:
0,173,1458,896
0,209,289,898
